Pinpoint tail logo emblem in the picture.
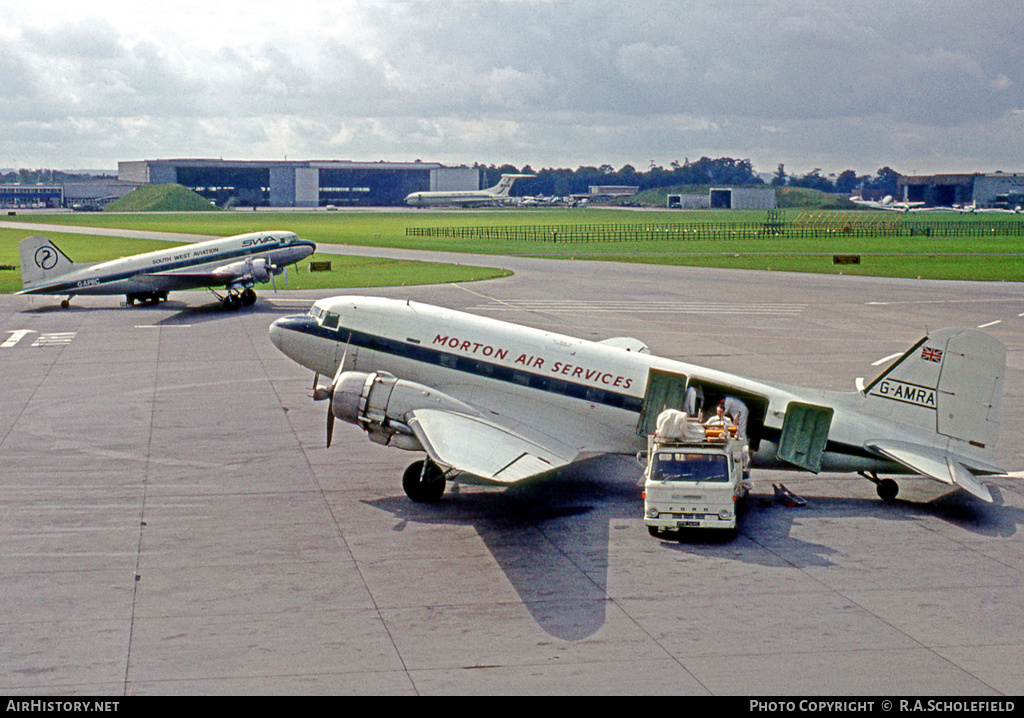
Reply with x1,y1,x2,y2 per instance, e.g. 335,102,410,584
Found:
921,347,943,363
34,247,57,270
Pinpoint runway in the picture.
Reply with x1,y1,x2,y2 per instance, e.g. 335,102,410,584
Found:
1,246,1022,695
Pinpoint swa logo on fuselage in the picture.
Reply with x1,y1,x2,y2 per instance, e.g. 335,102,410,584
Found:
242,236,281,248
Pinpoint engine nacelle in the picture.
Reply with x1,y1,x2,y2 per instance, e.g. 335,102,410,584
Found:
216,257,273,284
331,371,479,450
248,258,272,283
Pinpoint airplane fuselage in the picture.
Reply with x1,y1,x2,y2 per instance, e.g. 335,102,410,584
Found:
404,174,533,207
269,296,963,478
18,231,315,298
404,191,506,207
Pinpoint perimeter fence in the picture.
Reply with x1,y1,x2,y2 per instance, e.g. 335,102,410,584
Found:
406,218,1024,243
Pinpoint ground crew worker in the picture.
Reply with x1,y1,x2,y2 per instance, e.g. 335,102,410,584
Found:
723,396,749,442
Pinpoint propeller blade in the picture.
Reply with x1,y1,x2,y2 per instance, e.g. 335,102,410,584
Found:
324,337,350,448
311,372,332,401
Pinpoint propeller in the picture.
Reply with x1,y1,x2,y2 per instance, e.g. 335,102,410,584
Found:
271,264,289,292
311,337,350,448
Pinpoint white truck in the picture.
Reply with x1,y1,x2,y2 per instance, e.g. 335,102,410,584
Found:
642,410,749,538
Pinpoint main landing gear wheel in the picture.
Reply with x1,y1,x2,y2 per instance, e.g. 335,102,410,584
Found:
860,471,900,503
403,459,446,503
221,289,257,310
876,478,899,502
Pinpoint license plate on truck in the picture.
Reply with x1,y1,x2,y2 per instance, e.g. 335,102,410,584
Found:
677,520,700,528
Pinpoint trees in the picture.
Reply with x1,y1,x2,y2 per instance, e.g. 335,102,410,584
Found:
863,166,901,197
477,156,763,197
834,169,860,194
788,168,835,192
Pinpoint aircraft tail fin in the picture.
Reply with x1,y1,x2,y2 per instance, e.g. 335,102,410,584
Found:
18,236,79,289
487,174,534,198
862,327,1005,454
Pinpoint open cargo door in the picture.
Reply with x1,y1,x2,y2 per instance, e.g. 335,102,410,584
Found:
777,402,834,473
636,368,689,436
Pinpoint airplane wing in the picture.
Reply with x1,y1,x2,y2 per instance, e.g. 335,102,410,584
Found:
145,259,273,291
867,439,997,502
405,408,577,483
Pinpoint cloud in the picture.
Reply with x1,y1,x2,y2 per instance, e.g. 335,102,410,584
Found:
2,0,1023,174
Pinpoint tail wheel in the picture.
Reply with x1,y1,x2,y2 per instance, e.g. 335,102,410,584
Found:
403,459,446,503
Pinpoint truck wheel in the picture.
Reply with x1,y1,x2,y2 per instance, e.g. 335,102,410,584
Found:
647,526,660,537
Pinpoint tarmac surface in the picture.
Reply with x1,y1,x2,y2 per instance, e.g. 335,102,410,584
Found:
1,238,1023,695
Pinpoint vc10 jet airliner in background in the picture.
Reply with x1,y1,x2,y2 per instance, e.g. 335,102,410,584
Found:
18,231,316,310
269,296,1007,504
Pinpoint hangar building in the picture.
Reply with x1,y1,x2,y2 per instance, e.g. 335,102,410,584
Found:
667,186,776,210
899,172,1024,209
117,159,481,208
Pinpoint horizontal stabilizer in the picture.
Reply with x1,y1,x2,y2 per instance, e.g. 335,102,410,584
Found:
868,440,994,502
406,408,574,483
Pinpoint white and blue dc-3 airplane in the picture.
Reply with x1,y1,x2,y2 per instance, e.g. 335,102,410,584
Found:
270,295,1007,504
18,231,315,309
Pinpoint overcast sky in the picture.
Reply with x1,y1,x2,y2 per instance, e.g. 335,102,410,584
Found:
2,0,1022,177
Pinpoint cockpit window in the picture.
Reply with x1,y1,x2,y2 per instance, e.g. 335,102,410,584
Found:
309,305,324,320
322,312,340,329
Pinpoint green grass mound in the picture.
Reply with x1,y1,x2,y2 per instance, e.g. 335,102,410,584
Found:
104,184,220,212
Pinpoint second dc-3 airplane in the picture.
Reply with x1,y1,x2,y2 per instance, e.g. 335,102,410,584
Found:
270,296,1007,504
18,231,315,310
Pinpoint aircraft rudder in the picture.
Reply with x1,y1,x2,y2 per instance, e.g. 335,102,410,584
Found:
18,235,77,288
861,327,1005,448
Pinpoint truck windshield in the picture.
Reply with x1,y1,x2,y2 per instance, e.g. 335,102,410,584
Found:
652,453,729,482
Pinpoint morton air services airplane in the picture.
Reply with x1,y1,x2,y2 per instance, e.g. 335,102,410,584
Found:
18,231,315,310
269,296,1006,504
404,174,534,207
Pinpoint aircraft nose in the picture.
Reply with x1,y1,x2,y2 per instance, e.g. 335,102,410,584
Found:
269,314,312,353
268,317,286,351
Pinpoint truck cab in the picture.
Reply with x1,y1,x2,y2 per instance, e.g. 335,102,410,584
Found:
642,410,749,538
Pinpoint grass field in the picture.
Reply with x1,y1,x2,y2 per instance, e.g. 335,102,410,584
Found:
0,225,510,294
2,208,1023,293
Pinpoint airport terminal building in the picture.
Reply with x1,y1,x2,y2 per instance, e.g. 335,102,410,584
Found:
117,159,481,208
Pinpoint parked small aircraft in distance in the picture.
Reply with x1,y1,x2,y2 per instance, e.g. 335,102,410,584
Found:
269,296,1006,504
850,195,929,212
18,231,316,309
404,174,534,207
